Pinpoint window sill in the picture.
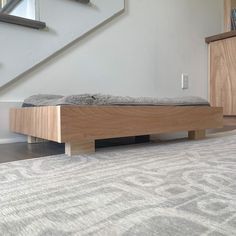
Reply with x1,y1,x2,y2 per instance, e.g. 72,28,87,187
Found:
0,13,46,29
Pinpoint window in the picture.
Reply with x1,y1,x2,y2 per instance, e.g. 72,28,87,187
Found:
0,0,45,29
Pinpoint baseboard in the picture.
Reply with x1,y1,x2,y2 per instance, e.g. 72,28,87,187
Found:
0,137,27,144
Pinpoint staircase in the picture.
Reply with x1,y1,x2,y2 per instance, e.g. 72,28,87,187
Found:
0,0,125,88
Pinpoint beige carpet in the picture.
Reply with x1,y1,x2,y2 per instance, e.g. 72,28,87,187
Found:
0,132,236,235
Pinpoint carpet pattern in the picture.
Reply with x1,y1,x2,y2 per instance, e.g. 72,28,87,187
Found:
0,133,236,235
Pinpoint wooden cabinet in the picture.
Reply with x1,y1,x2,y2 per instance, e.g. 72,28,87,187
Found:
206,1,236,124
208,35,236,116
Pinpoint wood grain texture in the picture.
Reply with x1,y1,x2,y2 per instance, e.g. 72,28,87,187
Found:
188,130,206,140
223,116,236,126
10,106,61,142
60,106,223,142
65,140,95,156
10,106,223,155
209,37,236,115
225,0,232,32
27,136,48,144
205,30,236,44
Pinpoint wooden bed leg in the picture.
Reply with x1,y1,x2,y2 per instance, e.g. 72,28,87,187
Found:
188,130,206,140
27,136,48,144
65,140,95,156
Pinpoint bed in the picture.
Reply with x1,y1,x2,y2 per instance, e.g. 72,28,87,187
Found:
10,94,223,156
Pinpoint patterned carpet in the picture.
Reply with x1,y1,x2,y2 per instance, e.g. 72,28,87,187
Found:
1,132,236,236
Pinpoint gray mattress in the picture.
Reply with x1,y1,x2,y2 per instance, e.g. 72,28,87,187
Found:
22,94,210,107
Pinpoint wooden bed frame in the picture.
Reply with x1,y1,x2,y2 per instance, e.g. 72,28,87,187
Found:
10,106,223,156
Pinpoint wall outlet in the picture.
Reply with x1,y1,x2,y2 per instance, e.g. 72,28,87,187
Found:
181,74,189,89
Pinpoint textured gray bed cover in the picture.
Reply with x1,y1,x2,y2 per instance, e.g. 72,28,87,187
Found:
22,94,209,107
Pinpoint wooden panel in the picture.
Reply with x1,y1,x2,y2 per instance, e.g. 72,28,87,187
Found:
232,0,236,8
209,37,236,115
188,130,206,140
27,136,49,144
205,31,236,44
10,106,61,142
60,106,223,142
225,0,232,32
224,116,236,126
65,140,95,156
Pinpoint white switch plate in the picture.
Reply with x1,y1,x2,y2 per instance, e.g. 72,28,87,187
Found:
181,74,189,89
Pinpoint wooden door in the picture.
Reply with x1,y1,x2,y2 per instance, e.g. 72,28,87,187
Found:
209,37,236,115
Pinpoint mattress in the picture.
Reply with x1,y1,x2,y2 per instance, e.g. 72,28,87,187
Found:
22,94,210,107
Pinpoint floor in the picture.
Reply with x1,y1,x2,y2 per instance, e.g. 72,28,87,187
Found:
0,136,150,164
1,131,236,235
0,128,234,164
0,142,65,163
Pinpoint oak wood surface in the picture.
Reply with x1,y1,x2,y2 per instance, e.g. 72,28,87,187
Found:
65,140,95,156
27,136,48,144
224,116,236,126
205,31,236,44
188,130,206,140
10,106,223,156
10,106,61,142
225,0,232,32
60,106,223,142
209,37,236,115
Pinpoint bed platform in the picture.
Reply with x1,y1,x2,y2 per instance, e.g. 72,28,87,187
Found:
10,105,223,156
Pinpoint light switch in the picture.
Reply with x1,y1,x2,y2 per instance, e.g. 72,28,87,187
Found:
181,74,189,89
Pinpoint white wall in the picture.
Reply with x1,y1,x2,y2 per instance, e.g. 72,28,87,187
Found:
0,0,224,143
0,0,124,87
